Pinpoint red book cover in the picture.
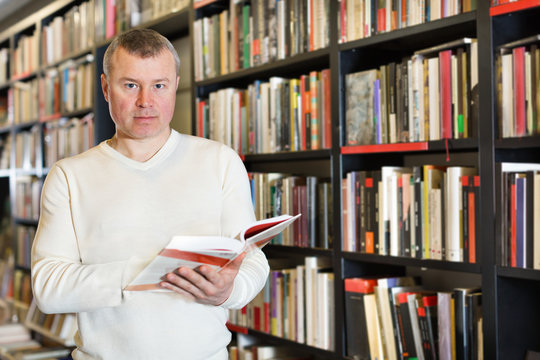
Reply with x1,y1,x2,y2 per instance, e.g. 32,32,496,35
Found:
300,74,310,151
377,8,386,33
512,46,526,136
340,0,347,43
439,49,453,139
344,277,378,294
309,71,320,149
322,69,332,149
309,0,314,51
510,176,517,267
469,175,480,263
106,0,116,39
197,99,205,137
401,0,407,27
264,301,270,333
254,306,261,331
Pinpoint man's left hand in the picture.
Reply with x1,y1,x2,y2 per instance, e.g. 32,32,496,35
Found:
160,252,246,305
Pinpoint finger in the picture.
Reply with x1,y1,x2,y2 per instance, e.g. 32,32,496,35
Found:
159,280,196,301
195,265,223,285
163,271,207,299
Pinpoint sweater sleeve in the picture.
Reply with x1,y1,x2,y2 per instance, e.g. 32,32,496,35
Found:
218,146,270,309
220,247,269,309
31,165,135,314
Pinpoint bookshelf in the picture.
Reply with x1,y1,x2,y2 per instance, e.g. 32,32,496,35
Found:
0,0,193,357
0,0,538,359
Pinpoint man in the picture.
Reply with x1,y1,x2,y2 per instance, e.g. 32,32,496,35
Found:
31,29,269,359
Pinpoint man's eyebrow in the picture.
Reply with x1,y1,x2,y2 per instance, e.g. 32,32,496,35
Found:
119,77,171,83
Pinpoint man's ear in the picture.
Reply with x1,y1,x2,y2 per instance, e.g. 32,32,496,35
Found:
101,74,109,102
176,76,180,91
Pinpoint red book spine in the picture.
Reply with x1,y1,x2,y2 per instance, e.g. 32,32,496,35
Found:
309,71,319,150
344,277,378,293
468,188,476,263
254,306,260,331
300,75,309,151
106,0,116,39
340,0,347,43
309,0,314,51
401,0,407,27
322,69,332,149
264,301,270,333
439,50,453,139
510,178,517,267
378,8,386,33
197,99,205,138
512,46,526,136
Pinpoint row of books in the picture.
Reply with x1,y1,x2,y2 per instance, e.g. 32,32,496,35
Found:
25,300,77,346
95,0,189,42
496,35,540,138
6,58,94,125
343,166,480,263
0,48,8,84
43,114,95,169
196,69,331,154
13,176,42,221
338,0,477,43
250,173,333,250
228,256,334,351
497,162,540,270
0,337,71,360
228,344,312,360
13,29,40,79
15,126,41,170
12,270,32,309
345,276,482,360
9,80,40,124
5,0,188,80
0,323,69,360
55,55,95,115
345,38,478,146
40,55,94,119
15,226,35,269
41,0,95,66
193,0,330,81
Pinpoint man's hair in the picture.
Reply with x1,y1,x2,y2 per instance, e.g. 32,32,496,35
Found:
102,28,181,77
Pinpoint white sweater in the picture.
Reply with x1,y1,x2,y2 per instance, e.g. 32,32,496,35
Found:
31,130,269,360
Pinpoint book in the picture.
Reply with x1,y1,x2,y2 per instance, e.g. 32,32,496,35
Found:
7,346,71,360
344,277,379,359
126,214,301,291
0,323,31,344
454,287,481,360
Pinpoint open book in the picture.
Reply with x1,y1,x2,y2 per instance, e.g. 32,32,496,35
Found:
125,214,301,291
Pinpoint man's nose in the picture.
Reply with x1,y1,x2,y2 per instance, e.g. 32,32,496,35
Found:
136,87,152,107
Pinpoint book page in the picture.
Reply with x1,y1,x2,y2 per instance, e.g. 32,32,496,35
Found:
126,236,242,291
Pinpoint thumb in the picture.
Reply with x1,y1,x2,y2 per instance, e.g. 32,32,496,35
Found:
224,252,246,272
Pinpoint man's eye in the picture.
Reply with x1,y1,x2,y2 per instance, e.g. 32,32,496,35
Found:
155,84,165,89
125,83,137,89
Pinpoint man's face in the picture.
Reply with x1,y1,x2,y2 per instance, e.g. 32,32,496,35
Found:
101,47,179,142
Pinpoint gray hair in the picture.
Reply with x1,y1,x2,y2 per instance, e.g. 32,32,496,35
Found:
102,28,180,77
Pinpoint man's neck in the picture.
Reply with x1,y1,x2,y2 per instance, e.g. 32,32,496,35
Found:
108,129,171,162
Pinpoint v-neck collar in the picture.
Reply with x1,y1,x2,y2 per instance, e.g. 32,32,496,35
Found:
99,130,180,171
